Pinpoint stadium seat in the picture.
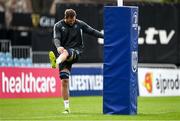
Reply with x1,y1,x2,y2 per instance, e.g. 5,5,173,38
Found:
27,63,33,67
13,58,18,63
0,62,6,67
26,58,33,67
0,52,33,67
13,58,21,67
14,62,21,67
0,52,14,67
0,52,6,59
6,58,14,67
6,57,12,61
5,52,12,59
20,63,26,67
26,58,32,63
0,52,3,57
7,61,14,67
0,56,6,66
19,58,26,67
0,56,5,62
19,58,26,64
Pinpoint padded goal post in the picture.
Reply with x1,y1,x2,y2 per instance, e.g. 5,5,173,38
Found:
103,6,139,115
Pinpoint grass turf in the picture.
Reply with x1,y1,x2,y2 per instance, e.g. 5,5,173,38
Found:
0,96,180,120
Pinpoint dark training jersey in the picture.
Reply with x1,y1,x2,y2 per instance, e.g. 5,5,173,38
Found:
53,19,103,53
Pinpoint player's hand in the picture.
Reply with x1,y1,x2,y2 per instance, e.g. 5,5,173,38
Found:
57,47,65,54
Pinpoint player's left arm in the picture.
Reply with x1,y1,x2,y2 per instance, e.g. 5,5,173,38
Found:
81,21,104,38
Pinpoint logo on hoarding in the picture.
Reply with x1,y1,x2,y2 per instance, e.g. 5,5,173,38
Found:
138,27,175,45
31,14,55,28
69,75,103,91
40,16,55,27
31,14,40,27
1,72,56,93
156,74,180,94
143,72,153,93
131,51,138,73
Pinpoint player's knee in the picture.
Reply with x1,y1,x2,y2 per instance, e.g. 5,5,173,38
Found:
60,71,70,79
66,49,78,61
62,49,69,57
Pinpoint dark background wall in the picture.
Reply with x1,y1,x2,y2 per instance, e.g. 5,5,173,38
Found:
137,3,179,64
0,3,180,65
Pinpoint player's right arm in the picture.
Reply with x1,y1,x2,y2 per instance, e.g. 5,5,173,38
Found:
53,23,65,54
80,20,104,38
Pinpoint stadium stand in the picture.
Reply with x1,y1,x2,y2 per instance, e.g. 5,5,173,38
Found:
0,40,33,67
0,52,33,67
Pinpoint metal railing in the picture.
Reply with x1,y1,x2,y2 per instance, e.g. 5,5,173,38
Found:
12,46,32,58
32,51,49,63
0,39,11,53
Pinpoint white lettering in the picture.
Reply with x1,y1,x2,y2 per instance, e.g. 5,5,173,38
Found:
1,72,56,93
156,74,180,93
40,16,55,27
159,30,175,44
9,77,15,93
145,27,158,44
50,77,56,92
2,72,8,92
16,77,21,93
138,27,175,45
69,75,103,91
21,73,25,93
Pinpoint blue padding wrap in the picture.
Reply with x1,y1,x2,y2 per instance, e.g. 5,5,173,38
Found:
60,72,70,79
103,6,138,115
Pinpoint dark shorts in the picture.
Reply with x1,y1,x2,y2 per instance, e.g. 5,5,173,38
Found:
59,48,80,71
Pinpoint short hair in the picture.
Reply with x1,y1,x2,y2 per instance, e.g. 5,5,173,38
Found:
64,9,76,19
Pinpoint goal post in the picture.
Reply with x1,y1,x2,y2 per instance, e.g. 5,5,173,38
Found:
103,4,139,115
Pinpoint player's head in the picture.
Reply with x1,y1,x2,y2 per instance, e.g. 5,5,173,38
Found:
64,9,76,26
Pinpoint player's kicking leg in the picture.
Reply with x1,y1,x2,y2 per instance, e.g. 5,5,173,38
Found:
49,50,69,69
49,51,57,68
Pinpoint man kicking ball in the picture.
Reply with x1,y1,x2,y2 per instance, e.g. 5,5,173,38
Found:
49,9,103,114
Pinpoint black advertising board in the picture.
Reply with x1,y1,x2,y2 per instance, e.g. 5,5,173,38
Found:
11,13,32,27
138,4,179,64
0,12,5,27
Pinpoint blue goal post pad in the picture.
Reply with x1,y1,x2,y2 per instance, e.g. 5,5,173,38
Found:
103,6,138,115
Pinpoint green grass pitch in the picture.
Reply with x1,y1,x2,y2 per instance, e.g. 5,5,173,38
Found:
0,96,180,120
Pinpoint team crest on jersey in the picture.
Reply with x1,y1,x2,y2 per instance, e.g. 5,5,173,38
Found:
74,24,78,28
62,26,65,31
